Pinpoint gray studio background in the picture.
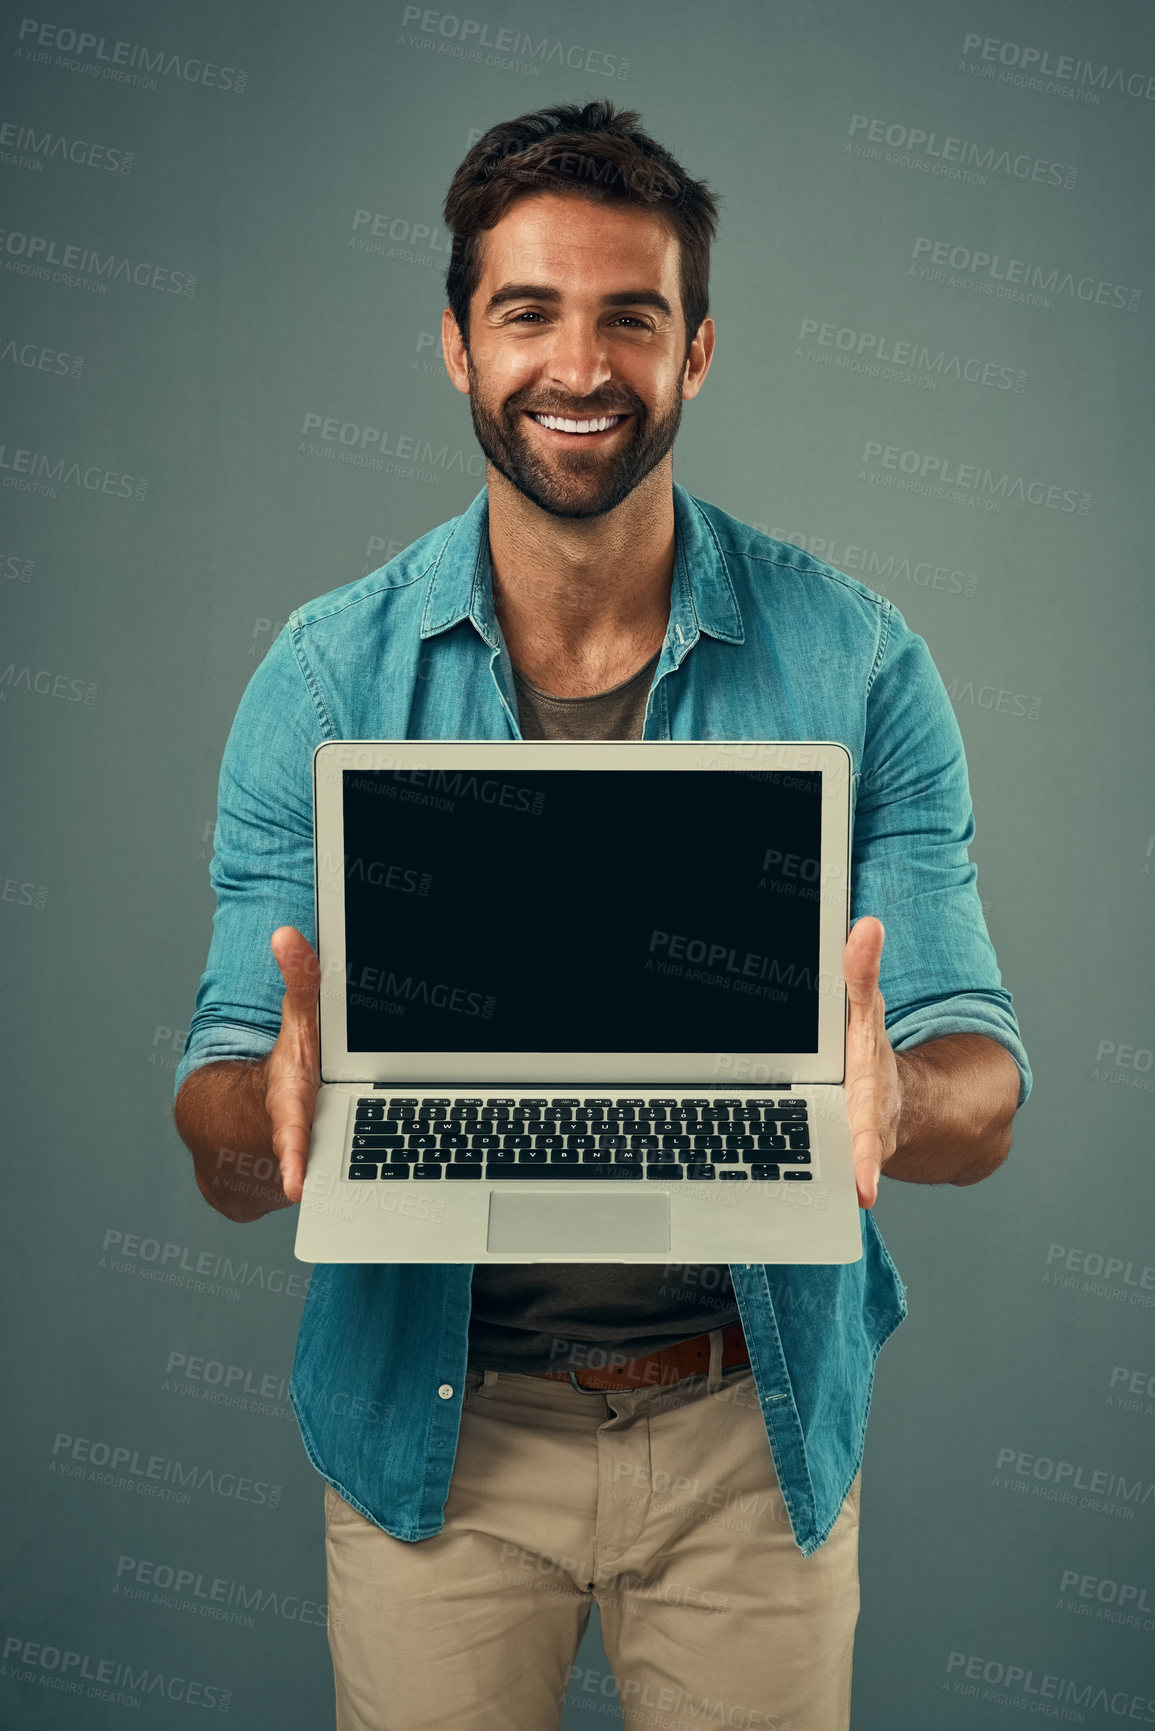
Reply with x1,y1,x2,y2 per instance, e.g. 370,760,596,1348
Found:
3,0,1154,1725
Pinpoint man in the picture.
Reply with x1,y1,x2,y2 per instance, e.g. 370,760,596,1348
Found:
174,101,1030,1731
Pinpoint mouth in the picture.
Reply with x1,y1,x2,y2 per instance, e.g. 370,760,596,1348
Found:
523,410,631,442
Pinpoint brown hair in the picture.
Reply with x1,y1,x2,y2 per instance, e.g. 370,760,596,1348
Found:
442,100,722,365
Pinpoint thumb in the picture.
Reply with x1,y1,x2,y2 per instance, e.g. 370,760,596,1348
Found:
844,916,884,1009
270,926,321,1013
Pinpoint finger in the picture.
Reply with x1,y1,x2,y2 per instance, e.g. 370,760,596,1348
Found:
843,916,884,1011
269,1085,313,1203
850,1122,883,1209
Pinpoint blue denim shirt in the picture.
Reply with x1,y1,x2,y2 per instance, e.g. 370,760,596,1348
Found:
175,480,1031,1556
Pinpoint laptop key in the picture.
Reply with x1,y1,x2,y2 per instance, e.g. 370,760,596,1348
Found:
486,1165,642,1180
357,1105,386,1121
516,1149,549,1166
375,1165,411,1180
646,1165,683,1178
788,1129,811,1149
784,1171,813,1181
470,1133,503,1150
684,1164,716,1180
347,1164,378,1179
755,1134,786,1151
719,1170,748,1179
451,1149,483,1164
411,1164,443,1179
488,1148,518,1166
550,1148,581,1165
750,1163,781,1180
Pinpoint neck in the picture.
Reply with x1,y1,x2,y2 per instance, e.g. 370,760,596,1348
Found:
487,459,676,697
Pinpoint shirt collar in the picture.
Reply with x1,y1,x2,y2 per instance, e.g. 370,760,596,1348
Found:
419,481,744,656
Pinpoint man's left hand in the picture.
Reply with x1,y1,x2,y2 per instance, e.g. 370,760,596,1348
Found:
842,915,901,1210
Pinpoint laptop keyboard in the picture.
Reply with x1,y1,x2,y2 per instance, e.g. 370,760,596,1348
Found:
345,1096,813,1182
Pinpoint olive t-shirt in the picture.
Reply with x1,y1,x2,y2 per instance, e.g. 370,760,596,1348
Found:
466,644,742,1372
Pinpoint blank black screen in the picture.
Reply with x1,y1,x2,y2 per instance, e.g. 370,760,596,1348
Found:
341,768,823,1054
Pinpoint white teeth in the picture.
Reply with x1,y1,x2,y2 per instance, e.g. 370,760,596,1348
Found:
531,413,623,434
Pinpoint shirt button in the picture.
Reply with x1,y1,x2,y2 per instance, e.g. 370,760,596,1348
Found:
438,1383,454,1400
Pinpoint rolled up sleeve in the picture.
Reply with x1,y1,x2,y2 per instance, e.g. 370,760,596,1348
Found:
850,603,1032,1109
174,624,325,1098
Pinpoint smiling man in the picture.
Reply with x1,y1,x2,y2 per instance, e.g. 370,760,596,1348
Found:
173,101,1031,1731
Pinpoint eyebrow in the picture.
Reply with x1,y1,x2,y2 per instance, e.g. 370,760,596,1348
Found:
483,282,674,320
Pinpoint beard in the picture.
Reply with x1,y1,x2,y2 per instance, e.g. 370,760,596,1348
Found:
464,357,685,520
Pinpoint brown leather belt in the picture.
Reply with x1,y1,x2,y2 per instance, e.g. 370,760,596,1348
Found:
529,1319,749,1391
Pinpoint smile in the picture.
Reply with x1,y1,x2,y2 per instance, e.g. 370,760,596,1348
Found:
526,412,629,437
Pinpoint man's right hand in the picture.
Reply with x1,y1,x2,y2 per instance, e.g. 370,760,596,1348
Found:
263,925,322,1205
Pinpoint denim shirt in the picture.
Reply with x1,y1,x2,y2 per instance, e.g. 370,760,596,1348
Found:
175,480,1031,1556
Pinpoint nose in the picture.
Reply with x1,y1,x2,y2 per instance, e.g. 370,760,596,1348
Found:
545,316,614,405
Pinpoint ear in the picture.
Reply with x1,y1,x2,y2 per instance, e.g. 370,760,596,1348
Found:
442,308,470,395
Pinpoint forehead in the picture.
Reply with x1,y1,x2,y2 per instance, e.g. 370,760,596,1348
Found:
478,191,680,289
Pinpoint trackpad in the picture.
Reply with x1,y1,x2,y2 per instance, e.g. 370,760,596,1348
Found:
486,1192,670,1253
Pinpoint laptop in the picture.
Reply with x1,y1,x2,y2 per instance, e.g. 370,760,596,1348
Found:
294,739,863,1266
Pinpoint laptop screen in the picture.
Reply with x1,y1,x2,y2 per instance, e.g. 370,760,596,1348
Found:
340,768,823,1055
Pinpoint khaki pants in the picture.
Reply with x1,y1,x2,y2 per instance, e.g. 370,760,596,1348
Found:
325,1344,861,1731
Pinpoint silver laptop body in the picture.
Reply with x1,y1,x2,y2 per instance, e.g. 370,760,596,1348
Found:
295,740,863,1266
